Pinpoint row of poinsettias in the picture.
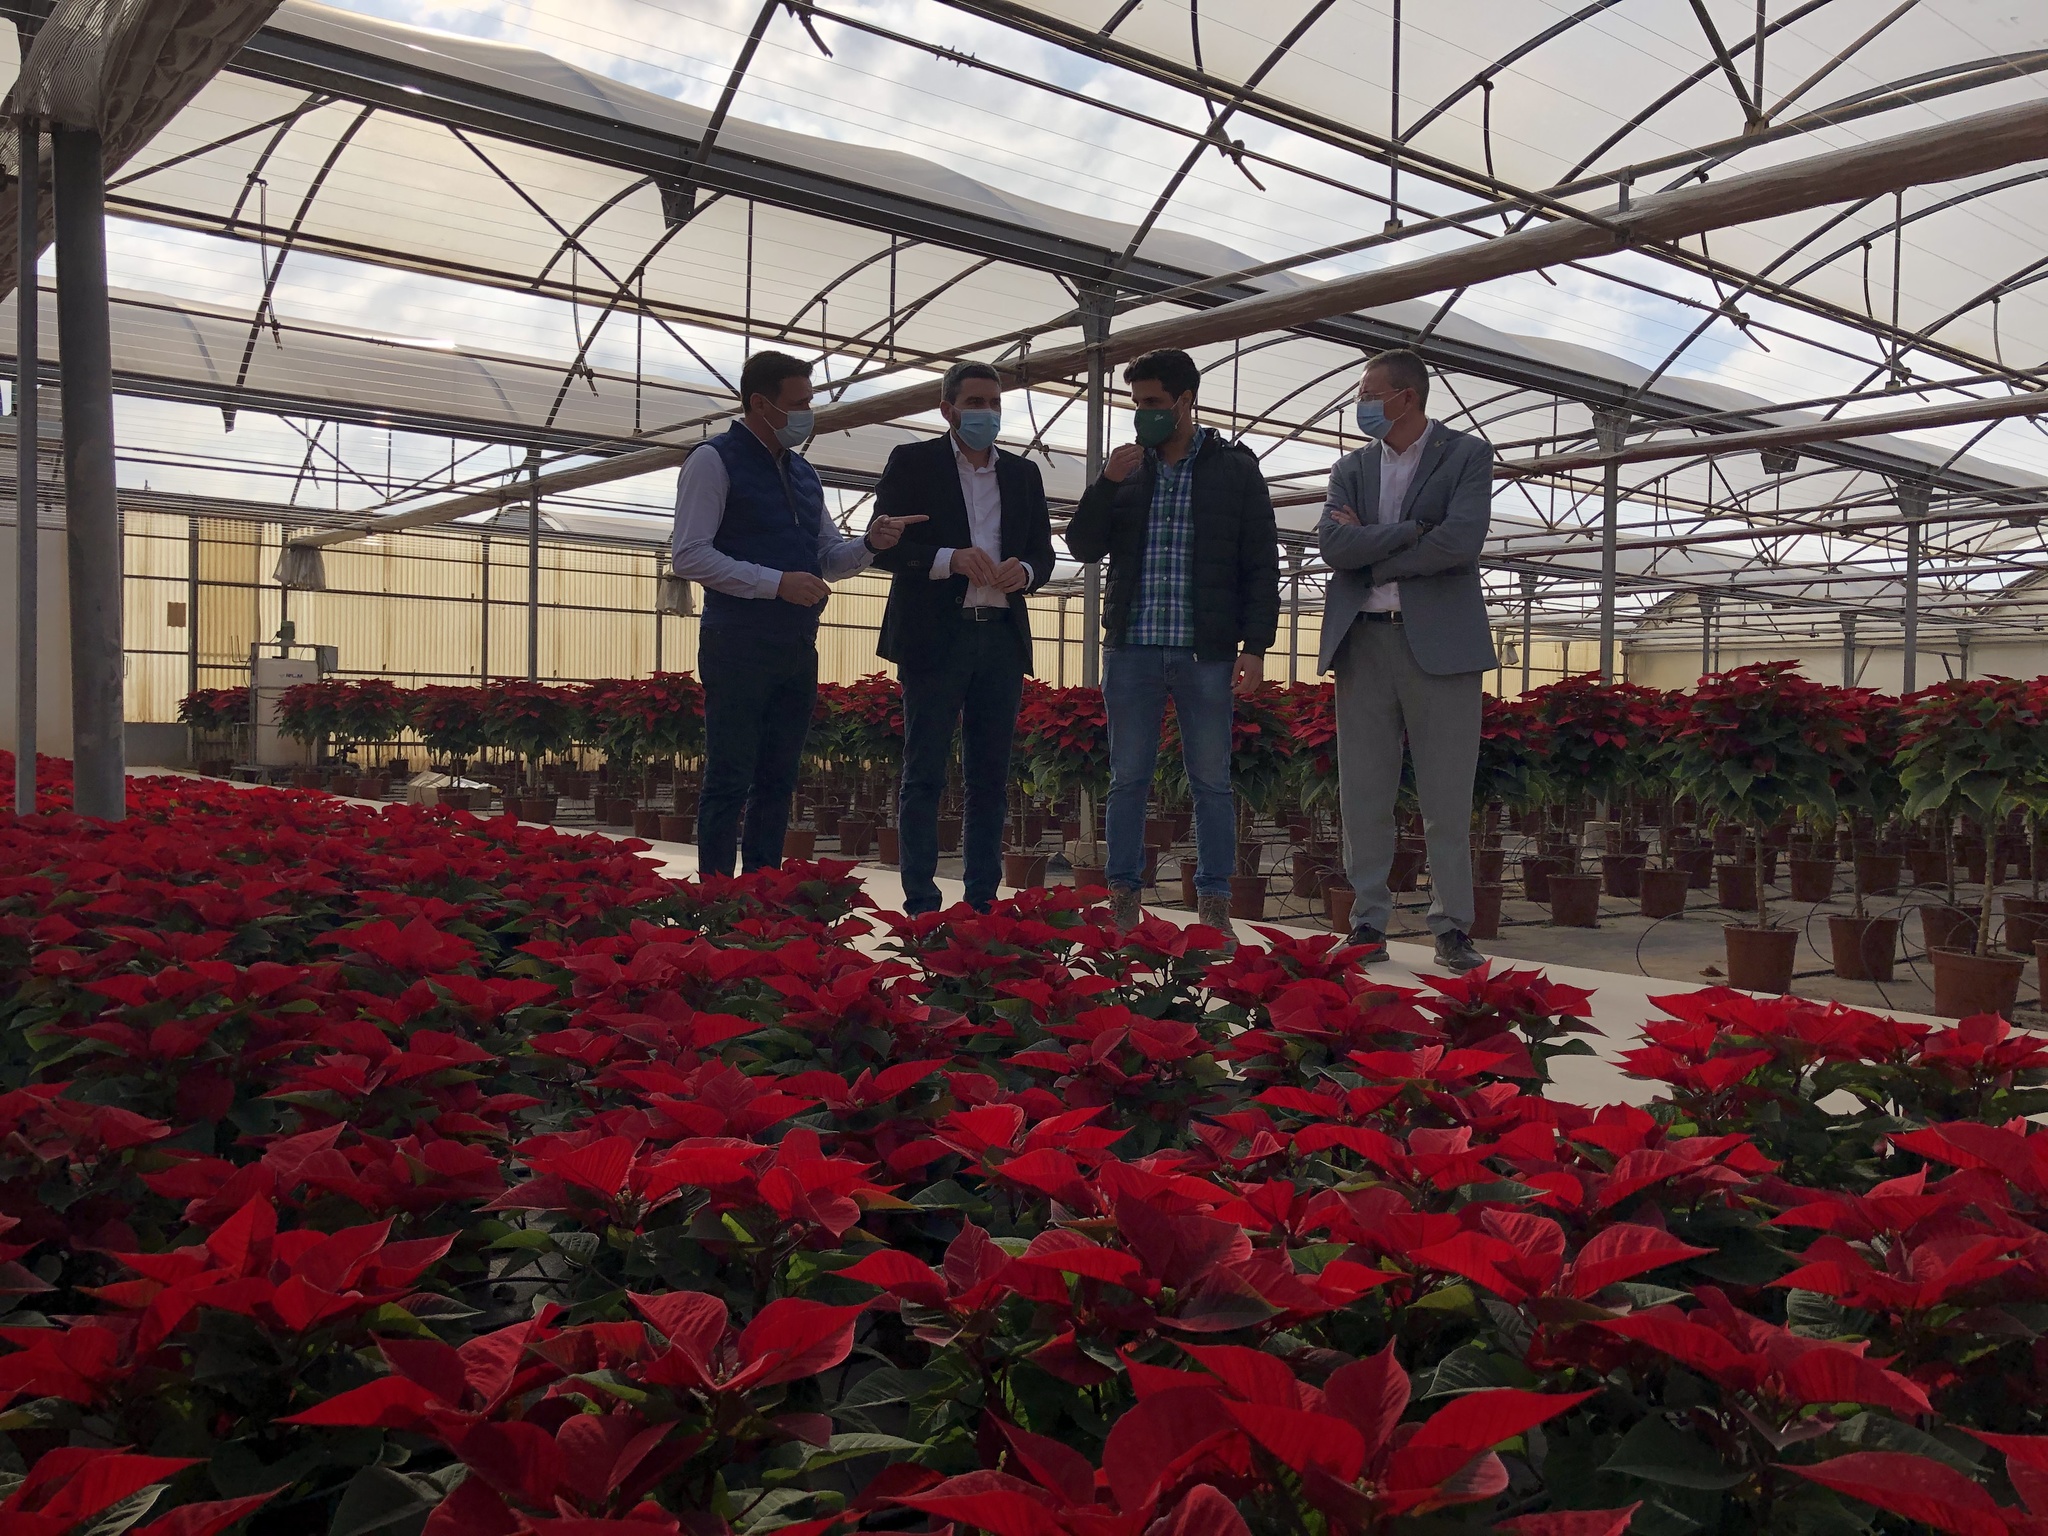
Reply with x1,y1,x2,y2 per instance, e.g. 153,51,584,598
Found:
0,756,2044,1536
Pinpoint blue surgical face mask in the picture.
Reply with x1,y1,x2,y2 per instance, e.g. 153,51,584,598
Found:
772,406,814,449
1354,399,1392,439
953,408,1000,452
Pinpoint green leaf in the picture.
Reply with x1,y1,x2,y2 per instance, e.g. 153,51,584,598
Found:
800,1433,926,1472
1785,1289,1852,1338
1410,1283,1478,1316
1831,1412,1982,1474
78,1488,167,1536
1416,1343,1532,1398
1601,1413,1749,1490
330,1465,435,1536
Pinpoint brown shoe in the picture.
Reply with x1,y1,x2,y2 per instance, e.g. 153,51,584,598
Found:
1109,886,1142,932
1196,894,1235,941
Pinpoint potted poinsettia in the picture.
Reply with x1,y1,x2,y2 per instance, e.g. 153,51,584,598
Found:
1221,682,1299,920
410,685,490,810
275,679,353,785
1656,662,1857,994
832,673,902,860
1824,686,1905,981
335,680,411,794
1522,674,1663,926
1897,675,2047,1017
1018,684,1110,884
177,686,251,774
481,679,580,821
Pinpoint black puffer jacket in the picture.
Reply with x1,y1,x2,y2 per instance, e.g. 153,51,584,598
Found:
1064,432,1280,663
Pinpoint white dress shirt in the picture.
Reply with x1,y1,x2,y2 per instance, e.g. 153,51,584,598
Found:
930,436,1030,608
1364,419,1433,613
670,441,871,597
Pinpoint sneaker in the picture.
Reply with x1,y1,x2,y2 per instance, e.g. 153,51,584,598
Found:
1109,886,1142,932
1434,928,1485,975
1196,893,1236,942
1340,924,1390,964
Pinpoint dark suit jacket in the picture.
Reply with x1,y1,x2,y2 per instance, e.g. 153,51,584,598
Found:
871,433,1057,672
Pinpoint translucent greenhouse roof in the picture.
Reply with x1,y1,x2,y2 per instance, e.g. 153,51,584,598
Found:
6,0,2047,648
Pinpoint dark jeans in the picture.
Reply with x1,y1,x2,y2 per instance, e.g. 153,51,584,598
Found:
898,617,1025,914
697,626,817,877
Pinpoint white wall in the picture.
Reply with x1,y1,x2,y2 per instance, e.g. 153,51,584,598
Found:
0,518,74,757
1624,639,2048,693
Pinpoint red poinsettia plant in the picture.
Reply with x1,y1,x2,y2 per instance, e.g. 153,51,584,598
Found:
6,718,2048,1536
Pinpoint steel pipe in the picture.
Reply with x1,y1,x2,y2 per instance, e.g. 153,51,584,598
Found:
14,118,37,815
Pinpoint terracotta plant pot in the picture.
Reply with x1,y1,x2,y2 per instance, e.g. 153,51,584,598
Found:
815,804,842,836
438,789,473,813
1290,848,1323,897
1724,924,1798,994
1919,904,1978,955
660,813,695,843
1237,840,1264,877
1639,865,1689,919
1675,846,1713,890
1546,872,1602,928
519,795,558,825
353,776,385,800
1601,852,1644,898
1522,855,1560,904
1002,852,1048,889
783,827,816,861
1324,879,1355,933
1473,846,1506,884
2000,894,2048,954
1071,863,1108,890
1788,857,1837,904
1855,852,1904,896
1929,946,2026,1019
1960,844,1989,886
1181,858,1199,908
1907,846,1950,887
632,809,663,838
2039,938,2048,1008
838,817,873,859
1146,817,1175,849
1828,914,1899,982
1716,862,1759,913
938,817,962,854
1389,841,1426,893
1469,882,1503,940
877,826,900,865
1228,874,1266,920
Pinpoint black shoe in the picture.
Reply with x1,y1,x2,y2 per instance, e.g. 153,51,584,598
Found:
1434,929,1485,975
1341,924,1389,965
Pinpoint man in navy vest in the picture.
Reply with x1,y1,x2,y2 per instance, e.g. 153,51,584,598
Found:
671,351,924,876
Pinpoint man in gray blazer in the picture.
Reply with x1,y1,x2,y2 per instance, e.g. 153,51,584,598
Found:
1316,349,1495,973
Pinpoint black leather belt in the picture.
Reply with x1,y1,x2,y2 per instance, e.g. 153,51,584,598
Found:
1356,610,1404,624
963,606,1010,622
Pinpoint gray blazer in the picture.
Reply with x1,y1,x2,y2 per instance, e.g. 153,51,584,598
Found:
1315,422,1498,677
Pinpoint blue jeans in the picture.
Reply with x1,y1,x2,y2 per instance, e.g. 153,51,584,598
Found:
1103,646,1235,899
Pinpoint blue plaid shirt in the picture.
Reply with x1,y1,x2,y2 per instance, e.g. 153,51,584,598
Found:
1124,428,1205,648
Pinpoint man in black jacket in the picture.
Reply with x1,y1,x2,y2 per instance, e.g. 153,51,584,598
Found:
871,362,1057,915
1066,348,1280,933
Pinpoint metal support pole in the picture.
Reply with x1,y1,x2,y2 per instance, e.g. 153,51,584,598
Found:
652,554,664,673
1079,283,1111,690
53,126,123,820
1839,610,1856,686
1956,625,1971,681
524,450,541,683
185,517,199,700
1056,595,1067,688
1519,571,1535,695
1594,409,1626,680
1699,592,1717,680
479,535,491,679
1901,519,1920,694
1287,556,1301,684
14,119,37,815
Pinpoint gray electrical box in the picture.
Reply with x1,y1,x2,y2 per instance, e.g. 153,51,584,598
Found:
314,645,339,674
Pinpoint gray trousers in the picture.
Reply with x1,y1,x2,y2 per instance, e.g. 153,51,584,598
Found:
1333,617,1482,937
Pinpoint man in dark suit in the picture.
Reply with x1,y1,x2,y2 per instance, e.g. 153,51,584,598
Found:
871,362,1057,915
